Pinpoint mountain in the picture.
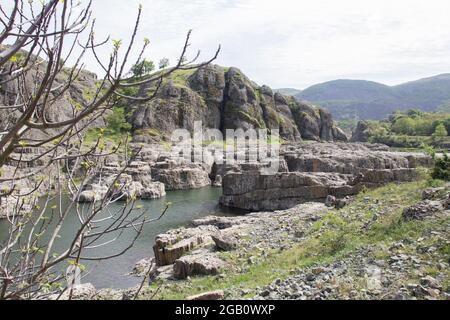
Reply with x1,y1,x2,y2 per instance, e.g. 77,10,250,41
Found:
275,88,302,96
290,74,450,120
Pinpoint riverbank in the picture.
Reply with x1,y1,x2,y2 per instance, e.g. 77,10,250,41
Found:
85,177,449,300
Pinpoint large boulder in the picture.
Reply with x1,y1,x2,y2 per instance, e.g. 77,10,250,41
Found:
351,120,371,142
212,232,238,251
173,250,226,279
77,184,108,203
153,225,218,266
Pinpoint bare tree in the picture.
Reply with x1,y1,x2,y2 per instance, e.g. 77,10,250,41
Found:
0,0,219,300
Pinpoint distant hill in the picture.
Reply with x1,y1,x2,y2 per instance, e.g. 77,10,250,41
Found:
275,88,302,96
289,74,450,120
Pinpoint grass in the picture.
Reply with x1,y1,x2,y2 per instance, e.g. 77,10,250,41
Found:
139,177,448,300
83,128,132,152
134,128,162,137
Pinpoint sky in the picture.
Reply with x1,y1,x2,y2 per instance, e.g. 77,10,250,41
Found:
6,0,450,89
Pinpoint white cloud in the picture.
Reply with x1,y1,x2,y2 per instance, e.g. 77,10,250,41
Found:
7,0,450,88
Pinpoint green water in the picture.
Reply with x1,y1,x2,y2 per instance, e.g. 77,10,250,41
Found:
0,187,240,289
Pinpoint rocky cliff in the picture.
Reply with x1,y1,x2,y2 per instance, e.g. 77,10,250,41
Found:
219,143,433,211
130,65,348,143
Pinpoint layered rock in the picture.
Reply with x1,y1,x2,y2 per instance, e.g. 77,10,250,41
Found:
0,48,106,141
282,142,432,174
153,225,218,266
145,202,327,283
77,160,166,202
151,160,211,191
220,143,433,211
173,249,226,279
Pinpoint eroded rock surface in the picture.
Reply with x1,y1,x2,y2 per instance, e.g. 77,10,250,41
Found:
173,249,226,279
153,225,218,266
220,143,432,211
130,65,347,143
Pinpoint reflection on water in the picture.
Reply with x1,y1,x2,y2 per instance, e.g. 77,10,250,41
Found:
0,187,240,289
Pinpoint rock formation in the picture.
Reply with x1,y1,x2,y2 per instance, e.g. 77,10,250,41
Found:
220,143,433,211
350,121,371,142
129,65,348,143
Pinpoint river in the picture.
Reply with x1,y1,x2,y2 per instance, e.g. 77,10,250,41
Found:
0,187,240,289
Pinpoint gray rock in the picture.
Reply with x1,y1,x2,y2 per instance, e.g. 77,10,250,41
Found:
220,143,431,211
129,64,345,143
212,233,238,251
402,200,444,221
153,225,218,266
350,121,371,142
173,251,226,279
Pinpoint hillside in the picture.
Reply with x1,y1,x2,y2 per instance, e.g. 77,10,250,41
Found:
292,74,450,120
275,88,303,96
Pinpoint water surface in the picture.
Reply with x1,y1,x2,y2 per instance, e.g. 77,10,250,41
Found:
0,187,238,289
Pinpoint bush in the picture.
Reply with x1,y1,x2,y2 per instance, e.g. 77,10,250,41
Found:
105,107,132,134
432,123,448,137
431,153,450,180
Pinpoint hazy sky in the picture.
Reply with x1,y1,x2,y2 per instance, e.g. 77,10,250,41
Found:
7,0,450,89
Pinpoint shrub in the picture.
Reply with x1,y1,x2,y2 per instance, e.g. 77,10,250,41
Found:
431,153,450,180
105,107,132,134
432,123,448,137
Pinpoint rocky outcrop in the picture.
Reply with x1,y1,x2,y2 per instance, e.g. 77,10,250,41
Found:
402,200,445,220
151,160,211,190
130,65,347,143
144,202,327,283
350,121,371,142
212,232,238,251
220,171,358,211
77,160,166,202
0,161,47,218
220,143,433,211
173,249,226,279
0,48,106,141
153,225,218,266
282,142,432,174
131,82,207,143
